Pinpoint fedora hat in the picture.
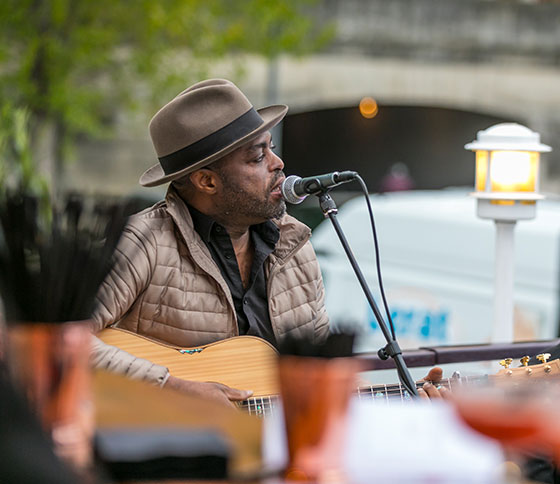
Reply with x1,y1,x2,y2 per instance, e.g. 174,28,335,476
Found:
140,79,288,187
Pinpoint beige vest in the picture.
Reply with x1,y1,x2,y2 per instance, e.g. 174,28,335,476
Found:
91,187,329,381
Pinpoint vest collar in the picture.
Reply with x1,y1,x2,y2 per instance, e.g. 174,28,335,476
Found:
164,185,311,261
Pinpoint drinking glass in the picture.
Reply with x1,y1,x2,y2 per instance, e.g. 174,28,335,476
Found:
278,355,360,483
7,321,94,472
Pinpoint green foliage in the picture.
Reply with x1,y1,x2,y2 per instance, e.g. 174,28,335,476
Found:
0,0,333,157
0,104,51,217
0,105,48,194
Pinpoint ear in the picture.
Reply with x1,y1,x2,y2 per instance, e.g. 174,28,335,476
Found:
189,169,219,194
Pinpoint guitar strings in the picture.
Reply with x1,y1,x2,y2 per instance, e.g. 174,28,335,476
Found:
239,377,470,417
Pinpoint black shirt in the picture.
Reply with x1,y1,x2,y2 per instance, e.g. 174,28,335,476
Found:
188,205,280,347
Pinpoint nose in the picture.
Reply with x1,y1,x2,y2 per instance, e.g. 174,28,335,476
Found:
269,150,284,172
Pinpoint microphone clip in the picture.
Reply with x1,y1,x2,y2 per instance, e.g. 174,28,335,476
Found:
377,341,403,361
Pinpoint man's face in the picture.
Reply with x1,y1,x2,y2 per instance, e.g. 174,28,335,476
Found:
211,132,286,224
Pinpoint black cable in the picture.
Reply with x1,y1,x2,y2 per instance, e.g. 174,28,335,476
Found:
317,190,418,397
355,174,397,340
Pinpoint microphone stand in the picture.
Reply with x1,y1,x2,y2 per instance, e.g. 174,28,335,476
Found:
317,191,419,397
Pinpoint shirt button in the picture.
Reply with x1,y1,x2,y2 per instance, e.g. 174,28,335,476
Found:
225,253,231,259
243,298,248,305
215,226,222,232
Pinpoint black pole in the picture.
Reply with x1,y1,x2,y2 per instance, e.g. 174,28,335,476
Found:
318,192,418,397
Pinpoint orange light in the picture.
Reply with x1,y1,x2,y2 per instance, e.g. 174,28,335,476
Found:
359,97,378,119
475,150,489,192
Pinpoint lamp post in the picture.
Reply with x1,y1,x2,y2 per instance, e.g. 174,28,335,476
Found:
465,123,551,343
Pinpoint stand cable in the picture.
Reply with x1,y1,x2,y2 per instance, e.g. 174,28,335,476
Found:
317,188,418,397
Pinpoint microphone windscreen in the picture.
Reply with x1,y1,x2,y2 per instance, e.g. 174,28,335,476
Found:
281,175,306,205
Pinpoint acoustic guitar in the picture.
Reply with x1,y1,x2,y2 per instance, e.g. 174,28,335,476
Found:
98,327,560,417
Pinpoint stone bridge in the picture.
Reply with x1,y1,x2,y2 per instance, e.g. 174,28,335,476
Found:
70,0,560,195
241,0,560,190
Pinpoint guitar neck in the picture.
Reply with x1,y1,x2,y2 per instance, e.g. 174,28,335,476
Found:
355,374,485,401
239,374,488,417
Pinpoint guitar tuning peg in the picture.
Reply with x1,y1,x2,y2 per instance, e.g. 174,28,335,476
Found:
537,353,552,373
537,353,551,364
499,358,513,369
520,356,533,375
499,358,514,375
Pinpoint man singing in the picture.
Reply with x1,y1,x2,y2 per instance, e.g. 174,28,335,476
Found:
91,79,330,406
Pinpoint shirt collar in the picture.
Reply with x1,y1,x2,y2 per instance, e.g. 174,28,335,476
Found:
187,203,216,243
186,203,280,247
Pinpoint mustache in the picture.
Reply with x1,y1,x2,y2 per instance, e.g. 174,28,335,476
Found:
268,171,285,191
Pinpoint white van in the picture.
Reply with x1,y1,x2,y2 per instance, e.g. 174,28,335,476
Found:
311,188,560,353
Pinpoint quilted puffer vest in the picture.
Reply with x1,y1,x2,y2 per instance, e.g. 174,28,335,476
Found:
92,186,329,348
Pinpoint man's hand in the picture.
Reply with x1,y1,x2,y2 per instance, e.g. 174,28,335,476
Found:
165,375,253,408
417,367,450,400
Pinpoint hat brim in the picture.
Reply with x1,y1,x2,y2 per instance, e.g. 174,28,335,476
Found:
139,104,288,187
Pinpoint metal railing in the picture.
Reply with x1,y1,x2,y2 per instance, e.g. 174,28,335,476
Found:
355,339,560,370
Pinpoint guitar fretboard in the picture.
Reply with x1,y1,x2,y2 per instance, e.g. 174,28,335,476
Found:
238,396,277,417
237,374,483,417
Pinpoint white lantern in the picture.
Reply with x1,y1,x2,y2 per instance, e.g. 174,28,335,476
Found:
465,123,551,343
465,123,551,221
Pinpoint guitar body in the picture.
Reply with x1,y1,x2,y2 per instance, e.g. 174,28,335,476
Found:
97,328,279,397
98,327,560,417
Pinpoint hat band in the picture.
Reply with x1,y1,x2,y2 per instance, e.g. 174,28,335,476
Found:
159,108,264,175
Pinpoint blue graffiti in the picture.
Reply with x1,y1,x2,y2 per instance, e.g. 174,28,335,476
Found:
368,305,448,342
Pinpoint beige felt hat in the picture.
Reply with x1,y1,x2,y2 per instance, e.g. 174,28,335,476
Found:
140,79,288,187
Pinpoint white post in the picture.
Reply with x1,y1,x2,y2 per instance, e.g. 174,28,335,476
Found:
492,220,516,343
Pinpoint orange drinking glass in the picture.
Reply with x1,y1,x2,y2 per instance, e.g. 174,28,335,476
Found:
7,322,94,472
452,378,560,457
278,355,360,483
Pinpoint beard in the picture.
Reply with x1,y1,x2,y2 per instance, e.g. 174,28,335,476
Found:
216,170,286,222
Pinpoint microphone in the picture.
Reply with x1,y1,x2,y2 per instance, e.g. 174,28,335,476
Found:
281,171,358,204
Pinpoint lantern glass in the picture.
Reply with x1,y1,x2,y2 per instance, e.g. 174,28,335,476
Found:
490,151,539,193
475,151,489,192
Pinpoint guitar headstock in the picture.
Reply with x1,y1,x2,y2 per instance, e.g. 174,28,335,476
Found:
493,353,560,380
